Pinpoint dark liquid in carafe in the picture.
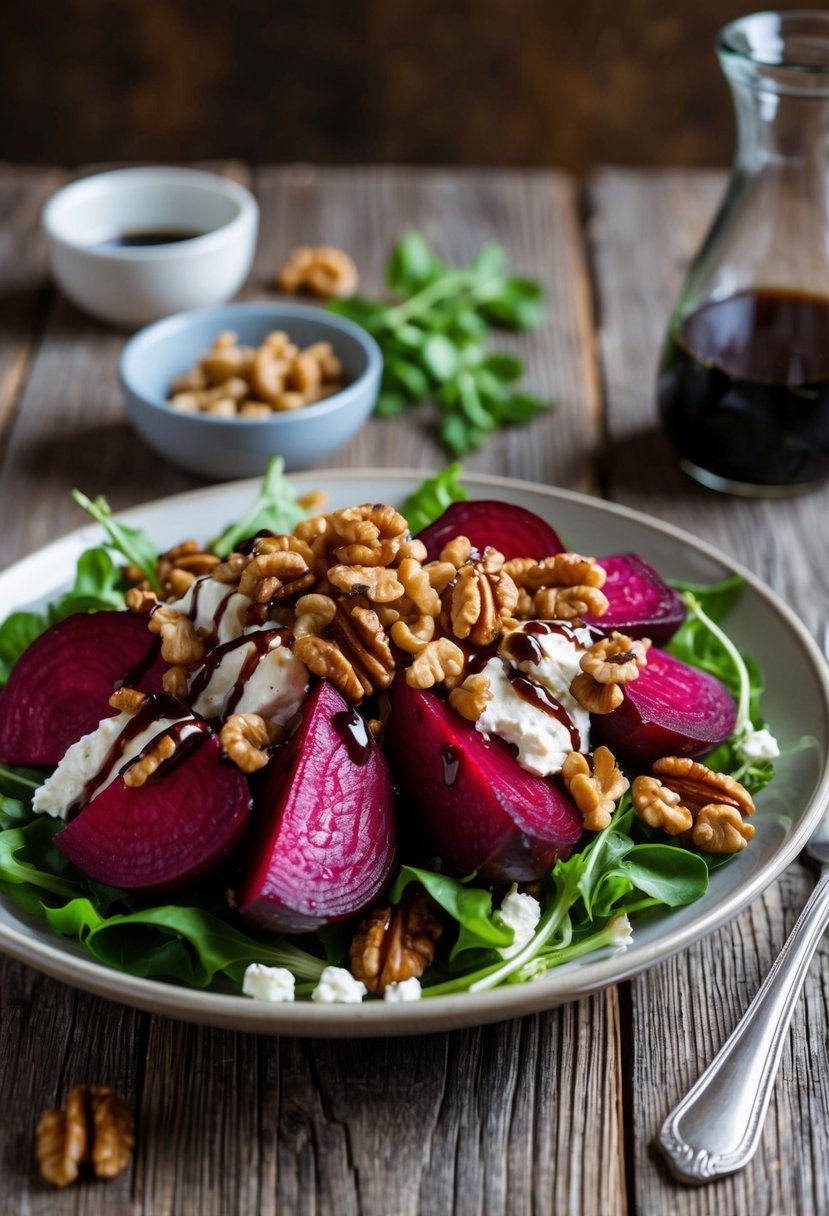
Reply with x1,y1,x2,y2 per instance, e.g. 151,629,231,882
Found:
657,289,829,488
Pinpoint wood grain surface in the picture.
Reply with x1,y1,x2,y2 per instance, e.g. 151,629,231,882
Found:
0,164,826,1215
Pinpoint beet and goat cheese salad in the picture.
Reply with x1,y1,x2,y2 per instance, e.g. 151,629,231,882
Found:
0,466,780,1004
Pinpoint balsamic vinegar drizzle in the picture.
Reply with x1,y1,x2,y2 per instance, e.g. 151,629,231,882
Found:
440,744,461,787
507,672,581,751
333,709,373,766
66,694,209,820
187,628,293,719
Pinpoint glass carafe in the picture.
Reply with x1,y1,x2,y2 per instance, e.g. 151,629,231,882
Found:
657,11,829,496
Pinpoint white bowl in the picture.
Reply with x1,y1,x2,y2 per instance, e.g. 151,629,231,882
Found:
119,302,383,479
42,167,259,329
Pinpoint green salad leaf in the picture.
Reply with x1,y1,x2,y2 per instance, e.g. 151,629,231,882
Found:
401,463,469,533
212,457,312,557
389,865,514,958
330,233,552,455
0,611,45,684
71,489,161,592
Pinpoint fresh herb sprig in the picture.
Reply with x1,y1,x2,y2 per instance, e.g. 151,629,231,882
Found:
329,233,551,455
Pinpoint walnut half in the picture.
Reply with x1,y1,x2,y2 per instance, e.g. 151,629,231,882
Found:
349,889,442,994
36,1086,134,1188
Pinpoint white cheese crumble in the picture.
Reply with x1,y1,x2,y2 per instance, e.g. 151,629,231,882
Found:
242,964,296,1003
497,886,541,958
383,976,423,1003
169,577,252,645
32,712,185,820
311,966,367,1004
192,638,308,725
607,914,633,949
735,725,780,763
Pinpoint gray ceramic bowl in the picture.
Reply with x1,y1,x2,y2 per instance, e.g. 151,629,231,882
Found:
119,302,382,479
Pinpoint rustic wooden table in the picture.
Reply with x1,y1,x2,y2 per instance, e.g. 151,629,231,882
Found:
0,164,827,1216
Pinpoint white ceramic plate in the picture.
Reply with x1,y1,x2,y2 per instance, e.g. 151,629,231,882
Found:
1,471,828,1037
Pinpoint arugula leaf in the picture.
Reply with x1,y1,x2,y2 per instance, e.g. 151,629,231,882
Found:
211,457,311,557
0,611,45,684
0,763,48,809
71,489,160,592
401,464,469,533
389,865,514,958
48,547,125,622
46,900,325,988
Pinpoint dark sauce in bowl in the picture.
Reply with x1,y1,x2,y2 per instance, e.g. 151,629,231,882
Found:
95,229,207,249
658,288,829,490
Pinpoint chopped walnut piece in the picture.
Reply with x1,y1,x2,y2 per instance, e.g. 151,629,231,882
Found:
569,672,624,714
220,713,278,773
212,553,249,585
36,1086,134,1188
448,673,492,722
517,553,607,591
652,755,755,818
329,503,408,545
390,614,435,654
580,632,651,684
534,585,610,620
631,775,694,835
424,560,458,594
397,557,441,617
329,601,396,692
693,804,755,853
440,535,472,568
147,606,205,666
328,563,404,603
162,665,188,699
449,559,518,648
406,638,466,689
293,635,366,703
155,540,221,600
349,889,442,993
123,733,176,788
108,687,145,714
294,592,337,637
237,550,312,601
562,747,629,832
276,244,359,299
125,586,157,614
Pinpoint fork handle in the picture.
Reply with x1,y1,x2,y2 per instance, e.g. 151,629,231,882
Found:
658,866,829,1184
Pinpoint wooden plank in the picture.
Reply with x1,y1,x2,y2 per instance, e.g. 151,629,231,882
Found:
0,166,622,1215
254,165,603,494
589,167,829,1214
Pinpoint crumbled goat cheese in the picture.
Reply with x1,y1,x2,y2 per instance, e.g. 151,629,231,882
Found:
242,964,296,1003
169,577,253,645
311,966,367,1004
192,638,308,725
32,712,185,820
498,886,542,958
383,976,423,1003
736,725,780,763
606,914,633,949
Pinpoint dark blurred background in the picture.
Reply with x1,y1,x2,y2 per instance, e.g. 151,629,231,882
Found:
0,0,813,171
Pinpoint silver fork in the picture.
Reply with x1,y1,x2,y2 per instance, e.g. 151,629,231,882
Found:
657,626,829,1184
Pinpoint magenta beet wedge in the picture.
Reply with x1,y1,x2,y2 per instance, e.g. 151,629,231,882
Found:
0,611,168,767
237,681,396,934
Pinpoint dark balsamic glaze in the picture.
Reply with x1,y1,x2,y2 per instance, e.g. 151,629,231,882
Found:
187,628,293,720
96,228,206,249
333,709,372,766
115,634,162,690
440,744,461,787
66,693,206,820
507,672,581,750
501,620,587,666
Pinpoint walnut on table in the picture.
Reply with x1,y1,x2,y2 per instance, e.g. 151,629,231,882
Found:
276,244,359,299
36,1086,134,1188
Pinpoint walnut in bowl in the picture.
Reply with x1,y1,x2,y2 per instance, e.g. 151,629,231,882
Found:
119,302,382,479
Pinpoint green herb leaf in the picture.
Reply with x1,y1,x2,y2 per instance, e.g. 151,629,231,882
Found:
211,457,311,557
401,463,469,533
48,547,125,622
71,490,161,592
421,334,460,383
386,232,444,294
389,865,514,958
0,611,46,684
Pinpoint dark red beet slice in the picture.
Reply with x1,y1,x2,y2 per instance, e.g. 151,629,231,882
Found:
56,723,252,893
592,647,737,765
237,681,395,934
416,500,565,562
384,677,582,883
0,611,168,767
583,553,687,644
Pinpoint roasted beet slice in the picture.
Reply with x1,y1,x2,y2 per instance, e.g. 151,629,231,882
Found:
56,723,252,893
0,611,168,767
583,553,687,644
416,500,565,562
592,647,737,765
237,681,395,934
384,677,582,882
